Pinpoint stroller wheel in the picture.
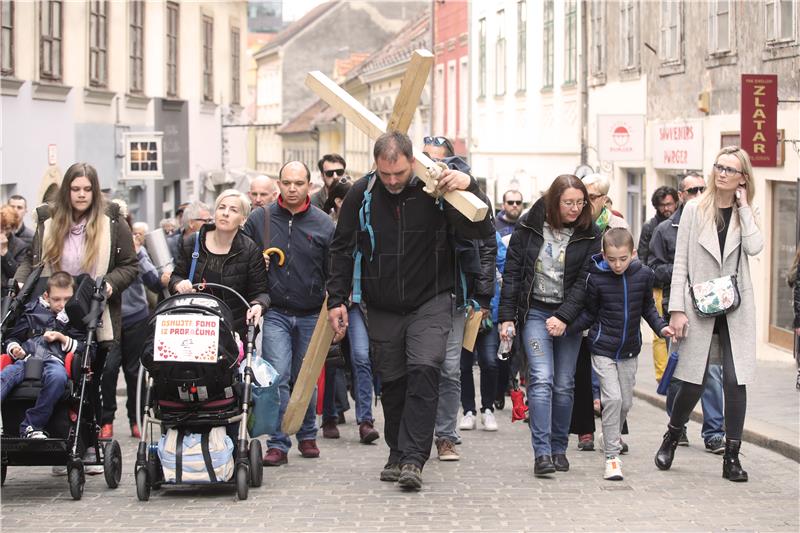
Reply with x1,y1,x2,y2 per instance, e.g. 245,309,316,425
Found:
248,440,263,488
235,464,249,500
135,467,150,501
68,466,84,500
103,440,122,489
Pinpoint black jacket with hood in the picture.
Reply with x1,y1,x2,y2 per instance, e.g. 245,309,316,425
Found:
567,254,667,359
498,198,601,325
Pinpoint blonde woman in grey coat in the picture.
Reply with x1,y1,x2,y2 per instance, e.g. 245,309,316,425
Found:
654,146,763,482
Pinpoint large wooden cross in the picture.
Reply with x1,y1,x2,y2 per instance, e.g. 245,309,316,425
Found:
281,50,488,435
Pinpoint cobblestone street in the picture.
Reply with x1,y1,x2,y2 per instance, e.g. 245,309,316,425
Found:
2,373,798,532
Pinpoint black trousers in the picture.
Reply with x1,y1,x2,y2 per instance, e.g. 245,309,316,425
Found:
366,292,453,469
569,338,596,435
101,318,147,425
670,317,746,440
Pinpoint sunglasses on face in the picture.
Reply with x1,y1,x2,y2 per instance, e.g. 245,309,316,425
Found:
505,200,523,206
423,136,450,146
324,168,346,178
684,186,706,195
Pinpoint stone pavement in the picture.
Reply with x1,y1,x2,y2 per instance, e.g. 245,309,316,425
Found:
2,369,799,532
635,343,800,462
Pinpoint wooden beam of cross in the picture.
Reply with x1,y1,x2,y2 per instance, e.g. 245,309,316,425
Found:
282,51,486,435
305,54,489,222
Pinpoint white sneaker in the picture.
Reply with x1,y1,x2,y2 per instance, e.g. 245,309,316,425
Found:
480,410,498,431
23,426,47,439
459,411,476,430
604,456,623,480
83,447,104,475
51,465,67,476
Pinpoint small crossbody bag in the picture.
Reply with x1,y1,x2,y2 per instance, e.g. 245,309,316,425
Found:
687,241,742,318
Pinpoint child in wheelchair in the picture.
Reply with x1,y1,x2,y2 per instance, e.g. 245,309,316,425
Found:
1,271,85,438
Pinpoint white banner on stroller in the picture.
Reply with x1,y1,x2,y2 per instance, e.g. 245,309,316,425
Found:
154,315,219,363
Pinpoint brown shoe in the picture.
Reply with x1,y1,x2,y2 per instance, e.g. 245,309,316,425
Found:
130,424,141,439
322,419,340,439
358,421,379,444
263,448,288,466
436,438,460,461
298,439,320,458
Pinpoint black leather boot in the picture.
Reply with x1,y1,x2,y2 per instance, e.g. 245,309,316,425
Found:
654,425,682,470
722,439,749,482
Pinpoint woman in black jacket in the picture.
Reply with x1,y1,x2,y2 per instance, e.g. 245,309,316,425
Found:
170,189,269,339
498,175,601,476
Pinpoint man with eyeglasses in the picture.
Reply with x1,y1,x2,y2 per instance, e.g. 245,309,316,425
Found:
496,190,524,237
311,154,347,211
162,201,212,287
648,171,725,454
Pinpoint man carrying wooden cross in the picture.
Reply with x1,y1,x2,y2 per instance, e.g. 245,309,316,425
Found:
327,131,494,490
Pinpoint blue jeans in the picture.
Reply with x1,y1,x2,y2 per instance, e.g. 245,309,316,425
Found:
461,327,500,414
348,306,374,423
666,364,725,442
1,358,68,435
523,308,583,457
435,309,466,441
262,309,319,452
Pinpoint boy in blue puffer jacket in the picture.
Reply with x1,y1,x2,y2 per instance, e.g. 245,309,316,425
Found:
1,272,85,438
567,228,674,481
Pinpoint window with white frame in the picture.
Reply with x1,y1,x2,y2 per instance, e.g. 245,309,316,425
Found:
447,60,456,138
129,0,144,93
564,0,577,84
89,1,108,87
458,57,468,138
495,9,506,96
766,0,796,43
620,0,639,70
2,0,14,77
543,0,554,88
707,0,732,53
590,1,605,77
202,15,214,102
478,18,486,98
660,1,681,62
434,64,444,134
40,0,63,81
231,27,240,105
517,0,526,92
166,1,179,97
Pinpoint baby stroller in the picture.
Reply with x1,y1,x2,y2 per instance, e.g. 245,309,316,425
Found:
0,275,123,500
136,284,262,501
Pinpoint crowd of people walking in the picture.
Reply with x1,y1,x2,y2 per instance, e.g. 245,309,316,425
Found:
1,134,774,491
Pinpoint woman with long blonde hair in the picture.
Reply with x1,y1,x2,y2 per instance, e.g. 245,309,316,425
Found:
15,162,138,443
654,146,763,482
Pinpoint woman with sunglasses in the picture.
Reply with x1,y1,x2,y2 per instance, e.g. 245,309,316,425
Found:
655,146,763,482
498,174,600,476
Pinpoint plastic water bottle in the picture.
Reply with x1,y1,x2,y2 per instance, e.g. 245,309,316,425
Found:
497,327,514,360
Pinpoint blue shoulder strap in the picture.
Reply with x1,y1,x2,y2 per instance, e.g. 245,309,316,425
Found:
188,232,201,283
352,175,377,304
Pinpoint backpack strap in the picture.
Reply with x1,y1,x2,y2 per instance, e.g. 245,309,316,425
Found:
175,428,185,484
352,174,377,304
200,430,217,482
188,232,201,283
